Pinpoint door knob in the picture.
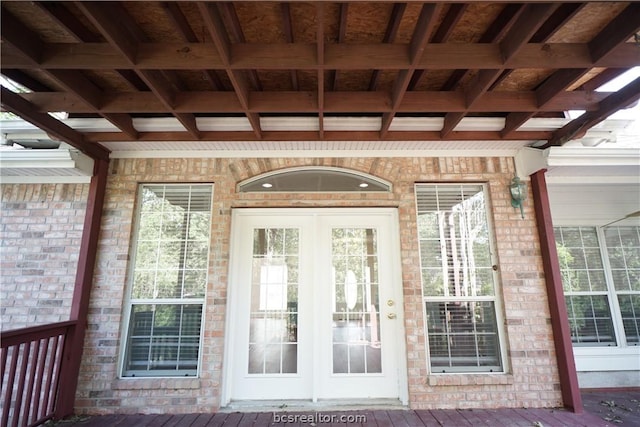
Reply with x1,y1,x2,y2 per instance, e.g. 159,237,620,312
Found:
387,313,397,319
387,299,394,306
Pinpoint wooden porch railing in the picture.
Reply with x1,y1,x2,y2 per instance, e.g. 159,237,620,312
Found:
1,321,77,427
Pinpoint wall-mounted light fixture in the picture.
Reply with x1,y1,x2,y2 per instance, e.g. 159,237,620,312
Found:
510,176,527,219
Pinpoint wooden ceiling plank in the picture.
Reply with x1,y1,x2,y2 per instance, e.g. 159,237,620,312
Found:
162,2,224,90
500,3,558,63
2,11,139,138
369,2,406,91
530,3,585,44
75,2,138,63
1,87,109,160
382,3,442,137
116,69,150,91
329,3,349,92
442,3,557,137
36,2,101,43
409,3,466,90
1,70,52,92
101,113,139,139
199,2,260,138
502,4,638,138
0,8,43,64
317,2,325,138
280,3,299,91
79,2,199,138
198,3,231,63
547,77,640,147
46,69,103,108
579,68,628,92
589,3,640,63
500,112,535,138
218,2,262,91
491,2,585,90
536,68,590,108
441,3,524,91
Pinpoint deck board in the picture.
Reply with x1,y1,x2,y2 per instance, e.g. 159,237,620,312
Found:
51,390,640,427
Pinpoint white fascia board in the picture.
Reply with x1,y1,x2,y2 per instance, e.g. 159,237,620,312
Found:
132,117,185,132
454,117,505,131
260,117,319,131
0,148,94,177
324,117,381,131
388,117,443,131
546,147,640,167
197,117,253,131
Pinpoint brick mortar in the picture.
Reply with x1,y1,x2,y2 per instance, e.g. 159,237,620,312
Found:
1,183,89,330
3,157,561,413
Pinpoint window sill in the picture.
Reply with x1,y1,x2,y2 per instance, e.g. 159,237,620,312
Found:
427,373,514,387
113,377,201,390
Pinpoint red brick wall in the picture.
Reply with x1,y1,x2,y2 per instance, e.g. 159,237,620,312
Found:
3,156,562,413
0,183,89,330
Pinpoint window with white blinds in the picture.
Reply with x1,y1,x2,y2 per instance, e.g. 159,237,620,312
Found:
122,184,213,377
555,226,640,347
416,184,503,373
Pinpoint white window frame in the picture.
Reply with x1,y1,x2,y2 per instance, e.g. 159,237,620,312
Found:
415,183,507,374
554,224,640,372
119,183,213,378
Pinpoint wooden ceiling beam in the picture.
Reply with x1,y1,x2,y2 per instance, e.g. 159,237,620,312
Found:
589,3,640,63
280,3,299,91
369,2,405,91
37,2,150,91
218,2,262,91
442,3,557,137
546,77,640,147
2,42,637,71
35,1,101,42
490,2,585,91
1,87,109,160
381,3,442,137
22,90,610,114
85,130,553,144
198,2,261,138
317,2,325,138
2,8,138,138
1,69,52,92
329,3,349,92
502,3,640,139
0,8,43,64
161,1,224,91
78,1,199,138
409,3,466,90
441,3,524,91
579,68,628,92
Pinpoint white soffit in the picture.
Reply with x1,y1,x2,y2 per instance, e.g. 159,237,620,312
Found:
0,148,94,182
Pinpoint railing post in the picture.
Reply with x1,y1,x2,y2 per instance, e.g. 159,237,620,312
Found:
55,158,109,418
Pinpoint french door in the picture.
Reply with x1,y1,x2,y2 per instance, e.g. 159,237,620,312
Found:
224,208,407,403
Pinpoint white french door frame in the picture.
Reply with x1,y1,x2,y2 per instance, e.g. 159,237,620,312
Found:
221,207,409,406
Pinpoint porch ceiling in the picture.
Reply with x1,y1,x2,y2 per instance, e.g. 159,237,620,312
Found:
1,1,639,160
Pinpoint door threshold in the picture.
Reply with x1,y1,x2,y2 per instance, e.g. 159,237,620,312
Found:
221,398,406,413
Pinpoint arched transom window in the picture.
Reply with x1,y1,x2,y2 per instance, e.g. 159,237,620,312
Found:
237,167,392,193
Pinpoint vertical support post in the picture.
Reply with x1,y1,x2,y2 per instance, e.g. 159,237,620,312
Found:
530,169,583,413
56,158,109,418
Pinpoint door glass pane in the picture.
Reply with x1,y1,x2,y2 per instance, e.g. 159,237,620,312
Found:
331,228,382,374
248,228,299,374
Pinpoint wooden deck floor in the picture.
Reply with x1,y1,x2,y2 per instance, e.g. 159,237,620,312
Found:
52,390,640,427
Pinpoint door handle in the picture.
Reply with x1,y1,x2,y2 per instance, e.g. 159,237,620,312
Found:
387,313,397,319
